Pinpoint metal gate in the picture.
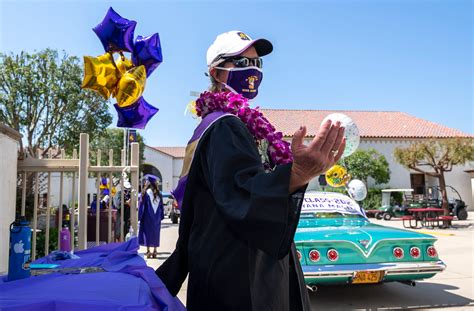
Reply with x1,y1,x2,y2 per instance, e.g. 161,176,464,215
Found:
17,133,140,260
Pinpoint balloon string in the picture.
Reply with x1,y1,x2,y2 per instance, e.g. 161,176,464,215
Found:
340,157,353,199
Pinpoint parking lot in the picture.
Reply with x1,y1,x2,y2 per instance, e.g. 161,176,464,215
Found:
143,213,474,310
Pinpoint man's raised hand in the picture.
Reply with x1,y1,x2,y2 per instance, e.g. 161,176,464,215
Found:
289,120,345,193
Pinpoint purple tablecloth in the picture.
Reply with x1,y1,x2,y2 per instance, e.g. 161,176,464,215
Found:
0,238,186,311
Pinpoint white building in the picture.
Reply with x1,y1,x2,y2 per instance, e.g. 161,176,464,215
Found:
144,109,474,210
143,147,184,194
0,124,21,273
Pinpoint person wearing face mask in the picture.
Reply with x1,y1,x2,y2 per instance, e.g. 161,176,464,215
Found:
156,31,345,311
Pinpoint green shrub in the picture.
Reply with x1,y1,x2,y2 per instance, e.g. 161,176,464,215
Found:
361,188,382,210
35,227,59,258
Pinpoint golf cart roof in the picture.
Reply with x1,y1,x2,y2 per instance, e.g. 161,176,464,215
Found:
381,189,414,193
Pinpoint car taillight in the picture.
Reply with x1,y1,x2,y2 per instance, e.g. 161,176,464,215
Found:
410,247,421,259
393,247,404,259
309,249,320,262
427,246,437,258
327,249,339,261
296,250,302,261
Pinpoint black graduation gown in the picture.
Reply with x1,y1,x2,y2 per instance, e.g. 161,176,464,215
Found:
156,116,311,311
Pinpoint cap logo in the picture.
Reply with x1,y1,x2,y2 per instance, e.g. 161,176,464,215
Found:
237,32,250,41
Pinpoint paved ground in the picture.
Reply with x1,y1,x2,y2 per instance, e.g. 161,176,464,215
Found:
143,213,474,310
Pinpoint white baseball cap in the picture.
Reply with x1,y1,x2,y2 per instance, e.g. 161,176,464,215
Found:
206,30,273,67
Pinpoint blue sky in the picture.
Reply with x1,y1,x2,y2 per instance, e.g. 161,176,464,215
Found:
1,0,472,147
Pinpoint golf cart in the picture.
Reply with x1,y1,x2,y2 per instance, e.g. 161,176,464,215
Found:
366,189,414,220
417,186,468,220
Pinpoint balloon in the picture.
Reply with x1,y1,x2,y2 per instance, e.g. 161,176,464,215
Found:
115,55,134,75
325,165,351,188
114,97,159,129
84,7,161,130
322,113,360,157
347,179,367,201
82,53,119,99
114,65,146,107
93,7,137,53
132,33,163,77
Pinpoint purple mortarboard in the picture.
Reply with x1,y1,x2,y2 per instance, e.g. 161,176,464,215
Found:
143,174,159,184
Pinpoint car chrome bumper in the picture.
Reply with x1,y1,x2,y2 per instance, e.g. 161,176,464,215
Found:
302,261,446,278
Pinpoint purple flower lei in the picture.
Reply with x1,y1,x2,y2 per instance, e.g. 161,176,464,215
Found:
195,91,293,169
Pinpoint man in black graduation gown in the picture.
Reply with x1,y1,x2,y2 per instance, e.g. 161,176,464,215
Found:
156,31,345,310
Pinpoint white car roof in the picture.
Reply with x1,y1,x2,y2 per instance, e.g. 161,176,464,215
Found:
302,191,367,218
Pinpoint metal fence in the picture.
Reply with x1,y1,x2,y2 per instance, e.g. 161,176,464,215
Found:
17,133,140,260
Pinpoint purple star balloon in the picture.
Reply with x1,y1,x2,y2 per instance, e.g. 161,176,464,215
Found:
132,33,163,77
114,97,159,129
93,7,137,53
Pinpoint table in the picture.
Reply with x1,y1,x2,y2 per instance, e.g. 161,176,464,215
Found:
0,238,185,311
408,208,446,228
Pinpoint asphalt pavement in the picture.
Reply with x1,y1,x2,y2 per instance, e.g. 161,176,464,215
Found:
143,213,474,310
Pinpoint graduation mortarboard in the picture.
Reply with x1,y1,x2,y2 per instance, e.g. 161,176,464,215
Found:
143,174,159,185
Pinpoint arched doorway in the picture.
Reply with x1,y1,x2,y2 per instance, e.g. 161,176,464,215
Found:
142,164,163,192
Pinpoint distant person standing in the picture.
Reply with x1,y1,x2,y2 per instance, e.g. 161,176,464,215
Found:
138,175,164,258
114,181,132,242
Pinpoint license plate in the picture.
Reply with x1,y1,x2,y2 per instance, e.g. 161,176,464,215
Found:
352,271,384,284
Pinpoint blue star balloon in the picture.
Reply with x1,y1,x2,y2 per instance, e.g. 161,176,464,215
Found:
114,97,159,129
132,33,163,77
93,7,137,53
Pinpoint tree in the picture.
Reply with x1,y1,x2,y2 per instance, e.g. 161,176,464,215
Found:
89,128,146,170
394,138,474,215
342,148,390,186
0,49,112,158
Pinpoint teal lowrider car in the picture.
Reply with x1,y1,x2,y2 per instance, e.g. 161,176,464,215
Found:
295,191,446,289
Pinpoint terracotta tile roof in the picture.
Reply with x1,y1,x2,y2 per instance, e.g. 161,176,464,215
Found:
260,109,473,139
151,146,186,158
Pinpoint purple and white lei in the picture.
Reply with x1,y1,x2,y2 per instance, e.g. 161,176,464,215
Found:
195,91,293,169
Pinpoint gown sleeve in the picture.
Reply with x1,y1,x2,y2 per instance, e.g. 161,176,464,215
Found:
155,192,193,296
200,116,306,259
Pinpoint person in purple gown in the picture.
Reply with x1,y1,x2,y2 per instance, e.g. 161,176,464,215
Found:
138,175,164,258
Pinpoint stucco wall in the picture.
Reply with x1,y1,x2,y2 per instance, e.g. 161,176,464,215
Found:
0,126,20,273
173,158,184,190
359,139,473,210
144,146,174,193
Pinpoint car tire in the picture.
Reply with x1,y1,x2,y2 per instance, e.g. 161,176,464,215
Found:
383,213,392,221
375,212,383,220
457,209,468,221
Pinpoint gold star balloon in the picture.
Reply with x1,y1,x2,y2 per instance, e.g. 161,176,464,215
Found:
114,65,146,108
82,53,120,99
115,55,134,75
325,165,351,188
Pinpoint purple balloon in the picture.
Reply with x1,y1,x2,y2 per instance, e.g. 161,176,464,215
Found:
132,33,163,77
93,7,137,53
114,97,158,129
